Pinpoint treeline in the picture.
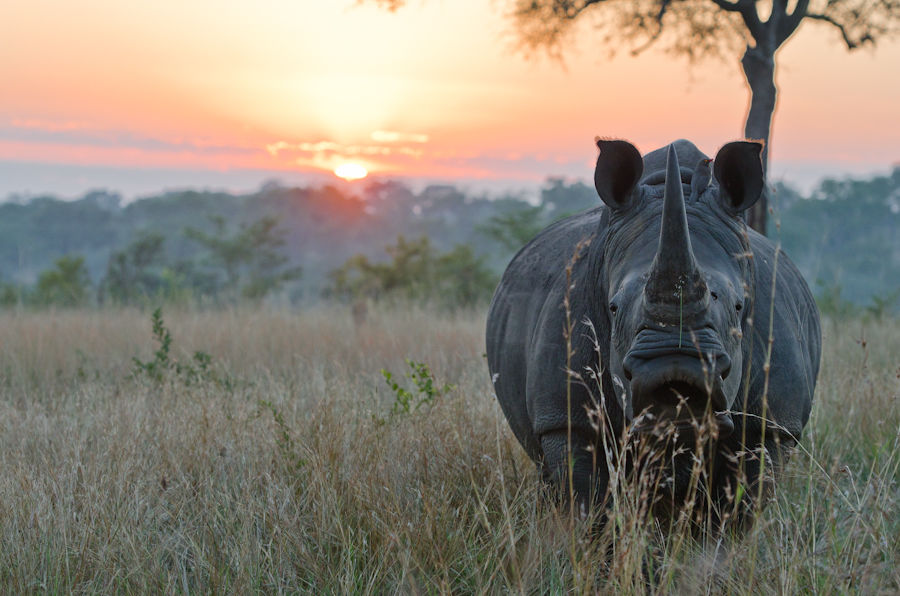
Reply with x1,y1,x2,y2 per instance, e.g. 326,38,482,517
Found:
0,178,595,309
770,172,900,313
0,169,898,313
0,216,303,308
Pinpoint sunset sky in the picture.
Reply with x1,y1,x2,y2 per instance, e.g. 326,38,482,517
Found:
2,0,899,198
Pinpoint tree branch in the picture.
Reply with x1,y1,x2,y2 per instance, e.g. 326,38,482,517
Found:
628,0,673,55
709,0,763,40
804,11,872,49
777,0,810,45
558,0,606,21
708,0,754,13
511,0,614,58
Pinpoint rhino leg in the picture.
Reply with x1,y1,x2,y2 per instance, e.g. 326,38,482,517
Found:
539,430,607,511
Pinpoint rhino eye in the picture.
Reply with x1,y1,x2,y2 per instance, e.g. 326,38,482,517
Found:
711,291,719,301
735,303,743,312
609,304,618,314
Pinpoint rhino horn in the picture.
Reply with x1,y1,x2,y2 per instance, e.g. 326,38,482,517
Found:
645,145,708,306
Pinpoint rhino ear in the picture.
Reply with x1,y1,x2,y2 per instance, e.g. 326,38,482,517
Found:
594,138,643,211
713,141,764,215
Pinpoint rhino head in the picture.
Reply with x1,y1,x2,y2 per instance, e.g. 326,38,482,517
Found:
594,139,764,441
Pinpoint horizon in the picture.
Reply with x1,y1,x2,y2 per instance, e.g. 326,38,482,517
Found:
3,1,899,199
1,155,898,204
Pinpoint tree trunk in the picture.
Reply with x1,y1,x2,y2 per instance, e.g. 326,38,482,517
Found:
740,44,777,235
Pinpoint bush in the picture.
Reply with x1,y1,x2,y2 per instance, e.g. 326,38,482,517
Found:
32,255,92,307
327,235,496,308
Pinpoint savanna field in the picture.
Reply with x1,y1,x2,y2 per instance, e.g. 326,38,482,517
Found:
0,306,897,593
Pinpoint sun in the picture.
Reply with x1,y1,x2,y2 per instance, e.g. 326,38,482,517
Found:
334,163,368,181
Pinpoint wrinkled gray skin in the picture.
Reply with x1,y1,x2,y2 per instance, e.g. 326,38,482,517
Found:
486,139,821,521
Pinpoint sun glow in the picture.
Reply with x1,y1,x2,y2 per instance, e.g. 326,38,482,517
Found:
334,163,368,181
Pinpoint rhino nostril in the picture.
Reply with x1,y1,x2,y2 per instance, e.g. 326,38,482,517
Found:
716,353,732,380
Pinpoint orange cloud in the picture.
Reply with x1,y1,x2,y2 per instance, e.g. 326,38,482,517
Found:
370,130,430,144
264,137,428,174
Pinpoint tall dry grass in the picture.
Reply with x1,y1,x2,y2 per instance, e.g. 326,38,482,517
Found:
0,307,897,593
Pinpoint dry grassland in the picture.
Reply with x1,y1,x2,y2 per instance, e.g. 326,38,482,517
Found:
0,307,897,593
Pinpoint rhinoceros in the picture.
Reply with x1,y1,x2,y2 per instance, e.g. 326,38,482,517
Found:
486,139,821,521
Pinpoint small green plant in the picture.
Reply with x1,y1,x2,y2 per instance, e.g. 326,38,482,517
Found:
132,307,219,386
132,308,173,382
258,400,307,471
381,359,454,415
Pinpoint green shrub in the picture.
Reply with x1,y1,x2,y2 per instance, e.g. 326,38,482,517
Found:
132,307,219,386
328,235,496,308
381,359,455,416
32,255,92,307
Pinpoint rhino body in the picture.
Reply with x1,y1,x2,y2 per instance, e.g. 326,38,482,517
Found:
486,139,821,520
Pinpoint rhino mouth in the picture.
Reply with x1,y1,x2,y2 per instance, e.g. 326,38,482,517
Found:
626,354,734,440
